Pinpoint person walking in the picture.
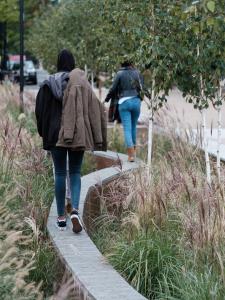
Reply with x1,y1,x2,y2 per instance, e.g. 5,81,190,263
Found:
105,61,143,162
35,49,107,233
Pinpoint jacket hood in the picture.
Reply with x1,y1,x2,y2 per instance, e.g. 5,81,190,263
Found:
42,72,69,100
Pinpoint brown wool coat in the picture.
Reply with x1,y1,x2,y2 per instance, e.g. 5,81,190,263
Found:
57,68,107,151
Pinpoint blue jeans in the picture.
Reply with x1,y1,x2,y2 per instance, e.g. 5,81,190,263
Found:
119,97,141,147
51,148,84,217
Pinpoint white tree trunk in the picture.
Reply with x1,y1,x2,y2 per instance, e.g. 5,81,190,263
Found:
84,64,88,77
217,107,221,182
147,79,155,179
147,4,156,180
216,86,222,182
91,71,94,90
147,114,153,177
201,109,211,185
198,48,211,185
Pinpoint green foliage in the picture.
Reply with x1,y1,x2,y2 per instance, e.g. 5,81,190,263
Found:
158,266,225,300
0,0,53,54
173,0,225,109
28,0,225,113
0,0,18,22
207,1,216,13
28,0,105,72
107,232,181,299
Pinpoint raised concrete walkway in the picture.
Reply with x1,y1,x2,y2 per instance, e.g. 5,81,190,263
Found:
47,151,146,300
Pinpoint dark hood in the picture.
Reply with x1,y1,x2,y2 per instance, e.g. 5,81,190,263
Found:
42,72,69,100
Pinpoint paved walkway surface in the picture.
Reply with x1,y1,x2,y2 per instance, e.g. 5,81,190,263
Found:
153,88,225,161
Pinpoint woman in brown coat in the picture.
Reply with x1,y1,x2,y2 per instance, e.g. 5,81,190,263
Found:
35,50,106,233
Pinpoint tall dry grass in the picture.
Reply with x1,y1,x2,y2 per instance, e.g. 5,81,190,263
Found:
93,124,225,299
0,84,78,299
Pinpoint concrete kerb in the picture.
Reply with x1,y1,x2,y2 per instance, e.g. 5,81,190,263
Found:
47,150,147,300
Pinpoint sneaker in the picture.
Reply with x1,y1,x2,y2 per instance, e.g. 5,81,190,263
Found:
55,218,67,231
71,210,83,234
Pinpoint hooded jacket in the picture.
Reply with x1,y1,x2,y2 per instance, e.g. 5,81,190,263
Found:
35,72,69,150
57,68,107,151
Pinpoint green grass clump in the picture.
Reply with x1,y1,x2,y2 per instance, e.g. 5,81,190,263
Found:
158,266,225,300
107,233,180,299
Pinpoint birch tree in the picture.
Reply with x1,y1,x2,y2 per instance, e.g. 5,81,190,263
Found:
101,0,179,177
176,0,225,184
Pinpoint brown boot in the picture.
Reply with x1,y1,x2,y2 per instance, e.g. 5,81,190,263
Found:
134,145,136,159
127,147,135,162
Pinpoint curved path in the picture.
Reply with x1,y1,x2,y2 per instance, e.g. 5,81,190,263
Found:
47,151,146,300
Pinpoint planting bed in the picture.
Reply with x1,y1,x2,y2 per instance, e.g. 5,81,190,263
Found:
93,131,225,300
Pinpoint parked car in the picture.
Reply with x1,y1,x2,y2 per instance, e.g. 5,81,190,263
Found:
11,60,37,84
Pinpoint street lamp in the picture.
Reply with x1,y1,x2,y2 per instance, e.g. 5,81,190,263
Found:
19,0,24,111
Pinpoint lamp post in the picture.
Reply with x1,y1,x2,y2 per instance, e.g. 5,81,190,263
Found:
19,0,24,111
0,22,8,72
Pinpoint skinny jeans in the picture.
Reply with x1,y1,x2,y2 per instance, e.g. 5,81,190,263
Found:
51,147,84,217
118,97,141,147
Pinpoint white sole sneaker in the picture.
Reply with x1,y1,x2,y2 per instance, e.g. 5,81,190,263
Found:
55,221,67,231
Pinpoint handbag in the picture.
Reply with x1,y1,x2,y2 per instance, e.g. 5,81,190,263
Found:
108,97,121,123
